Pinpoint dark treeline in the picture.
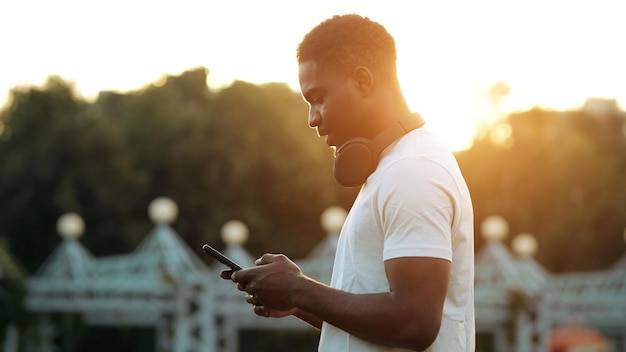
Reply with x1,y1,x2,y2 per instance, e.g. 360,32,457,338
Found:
0,67,357,277
1,67,625,278
461,104,626,272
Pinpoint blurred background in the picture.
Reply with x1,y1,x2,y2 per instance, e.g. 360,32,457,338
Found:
1,1,625,351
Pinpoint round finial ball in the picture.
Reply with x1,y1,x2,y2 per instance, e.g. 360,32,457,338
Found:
57,212,85,239
321,206,347,234
481,215,509,241
148,197,178,224
513,233,538,257
221,220,249,245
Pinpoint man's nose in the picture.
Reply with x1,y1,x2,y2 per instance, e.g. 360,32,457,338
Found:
308,108,321,128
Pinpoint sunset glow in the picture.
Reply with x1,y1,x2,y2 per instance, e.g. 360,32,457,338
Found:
1,0,624,151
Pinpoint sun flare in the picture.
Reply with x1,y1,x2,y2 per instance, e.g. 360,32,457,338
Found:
1,0,624,154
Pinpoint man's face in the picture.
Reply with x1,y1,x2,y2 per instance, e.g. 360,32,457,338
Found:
298,61,364,150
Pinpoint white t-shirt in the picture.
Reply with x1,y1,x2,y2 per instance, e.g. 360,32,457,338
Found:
318,127,475,352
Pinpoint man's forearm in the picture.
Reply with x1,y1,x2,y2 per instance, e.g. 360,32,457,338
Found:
293,308,323,330
288,259,449,351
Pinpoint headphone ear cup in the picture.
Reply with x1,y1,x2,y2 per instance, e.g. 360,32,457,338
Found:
333,138,378,187
332,113,425,187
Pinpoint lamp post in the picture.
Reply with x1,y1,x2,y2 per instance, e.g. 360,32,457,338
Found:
512,233,538,258
320,206,347,236
148,197,178,225
221,220,249,246
56,212,85,240
481,215,509,241
55,212,87,352
512,233,539,352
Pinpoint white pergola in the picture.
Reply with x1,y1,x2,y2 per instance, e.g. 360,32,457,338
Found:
14,203,626,352
24,198,342,352
475,215,626,352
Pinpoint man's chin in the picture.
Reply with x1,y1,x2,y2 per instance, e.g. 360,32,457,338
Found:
324,136,343,153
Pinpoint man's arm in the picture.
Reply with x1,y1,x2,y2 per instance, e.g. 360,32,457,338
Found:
296,256,449,350
233,254,450,351
293,308,323,330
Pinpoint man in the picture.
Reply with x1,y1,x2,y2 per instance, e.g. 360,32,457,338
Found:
222,14,475,351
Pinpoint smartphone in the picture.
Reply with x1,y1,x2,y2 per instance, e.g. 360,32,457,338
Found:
202,244,243,271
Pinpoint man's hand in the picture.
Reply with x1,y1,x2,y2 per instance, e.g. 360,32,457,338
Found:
245,293,297,318
229,253,304,313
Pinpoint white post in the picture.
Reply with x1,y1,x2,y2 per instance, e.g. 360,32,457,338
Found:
4,323,18,352
515,313,532,352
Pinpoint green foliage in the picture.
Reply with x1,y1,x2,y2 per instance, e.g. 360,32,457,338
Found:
0,67,353,276
0,77,146,272
0,239,28,337
0,66,624,352
203,80,342,256
1,67,623,279
457,106,626,272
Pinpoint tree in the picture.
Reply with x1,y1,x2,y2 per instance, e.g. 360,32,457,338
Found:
457,105,626,272
0,239,28,341
204,80,343,257
0,77,145,272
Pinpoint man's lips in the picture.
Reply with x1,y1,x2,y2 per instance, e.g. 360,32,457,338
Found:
317,129,334,146
322,134,335,147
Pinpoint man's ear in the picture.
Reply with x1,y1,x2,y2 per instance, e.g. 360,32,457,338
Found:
350,66,374,96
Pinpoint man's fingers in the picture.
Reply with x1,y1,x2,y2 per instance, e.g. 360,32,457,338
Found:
220,270,234,280
253,305,270,317
255,253,272,265
255,253,283,265
237,282,247,292
231,269,247,285
245,293,259,305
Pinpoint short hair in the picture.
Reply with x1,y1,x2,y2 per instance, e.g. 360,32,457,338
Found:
297,14,397,83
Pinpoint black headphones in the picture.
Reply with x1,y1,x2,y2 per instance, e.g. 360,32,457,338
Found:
333,113,425,187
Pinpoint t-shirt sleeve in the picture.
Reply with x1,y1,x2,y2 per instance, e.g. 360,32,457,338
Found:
377,157,456,262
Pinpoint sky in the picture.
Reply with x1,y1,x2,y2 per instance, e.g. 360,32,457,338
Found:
1,0,624,151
